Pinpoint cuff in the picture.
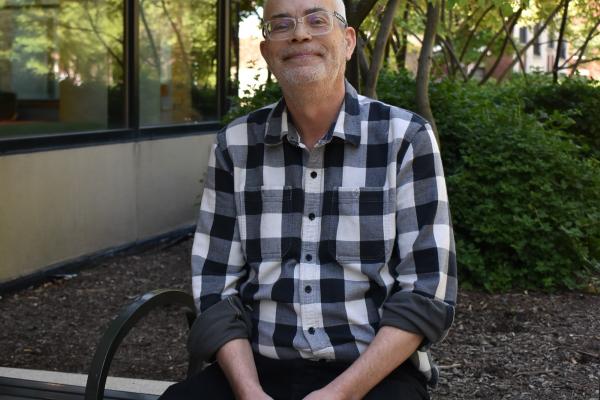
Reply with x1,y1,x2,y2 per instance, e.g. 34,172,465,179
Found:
187,296,252,367
380,291,454,350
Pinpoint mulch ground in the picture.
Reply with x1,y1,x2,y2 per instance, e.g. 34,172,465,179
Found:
0,236,598,400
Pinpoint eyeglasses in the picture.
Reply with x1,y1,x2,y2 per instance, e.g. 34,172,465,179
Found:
262,10,348,41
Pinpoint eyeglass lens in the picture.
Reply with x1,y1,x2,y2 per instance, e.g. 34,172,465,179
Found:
266,11,333,40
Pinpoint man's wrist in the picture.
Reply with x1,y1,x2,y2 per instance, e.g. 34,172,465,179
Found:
323,377,358,400
238,383,268,400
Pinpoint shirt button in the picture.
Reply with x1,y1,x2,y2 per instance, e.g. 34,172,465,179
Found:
308,213,315,220
308,327,315,335
304,285,312,293
310,171,317,179
305,254,312,261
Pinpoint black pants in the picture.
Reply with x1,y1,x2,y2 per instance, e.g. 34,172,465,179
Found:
159,353,429,400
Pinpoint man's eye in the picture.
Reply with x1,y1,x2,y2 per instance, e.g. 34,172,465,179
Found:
270,20,293,32
307,14,329,27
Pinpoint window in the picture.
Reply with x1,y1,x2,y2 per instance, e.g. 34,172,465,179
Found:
0,0,125,139
548,30,555,49
139,0,217,126
519,27,528,44
0,0,230,153
533,24,541,56
559,40,567,59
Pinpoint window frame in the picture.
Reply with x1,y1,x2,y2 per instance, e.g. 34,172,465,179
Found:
0,0,230,156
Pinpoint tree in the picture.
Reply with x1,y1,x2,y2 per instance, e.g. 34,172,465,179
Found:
416,1,440,140
363,0,401,97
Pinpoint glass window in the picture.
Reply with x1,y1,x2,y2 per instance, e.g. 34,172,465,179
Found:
0,0,125,139
533,24,541,56
139,0,218,126
519,27,528,44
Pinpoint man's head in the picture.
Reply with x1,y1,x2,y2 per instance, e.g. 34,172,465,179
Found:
260,0,356,90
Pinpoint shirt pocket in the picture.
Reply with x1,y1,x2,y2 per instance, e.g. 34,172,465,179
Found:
235,186,292,262
329,186,396,262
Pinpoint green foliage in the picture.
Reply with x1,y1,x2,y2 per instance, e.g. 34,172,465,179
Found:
225,71,600,292
517,74,600,159
224,78,282,123
428,78,600,292
380,71,600,292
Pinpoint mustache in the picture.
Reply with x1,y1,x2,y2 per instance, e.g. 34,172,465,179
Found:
281,46,324,60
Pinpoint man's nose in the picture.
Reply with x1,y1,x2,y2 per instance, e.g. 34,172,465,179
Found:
290,21,312,42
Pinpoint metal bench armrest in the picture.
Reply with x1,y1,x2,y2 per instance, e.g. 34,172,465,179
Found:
85,289,196,400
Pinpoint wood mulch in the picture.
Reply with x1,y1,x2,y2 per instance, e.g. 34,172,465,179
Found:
1,236,598,399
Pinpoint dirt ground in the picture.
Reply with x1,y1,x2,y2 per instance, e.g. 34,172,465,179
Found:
0,236,598,400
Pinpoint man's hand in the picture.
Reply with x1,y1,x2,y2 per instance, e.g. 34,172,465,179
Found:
304,326,423,400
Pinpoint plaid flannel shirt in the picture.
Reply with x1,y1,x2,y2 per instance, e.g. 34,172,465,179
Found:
191,81,457,385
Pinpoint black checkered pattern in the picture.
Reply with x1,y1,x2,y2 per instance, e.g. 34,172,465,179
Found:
192,81,457,384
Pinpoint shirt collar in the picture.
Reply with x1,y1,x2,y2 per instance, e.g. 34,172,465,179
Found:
264,79,362,147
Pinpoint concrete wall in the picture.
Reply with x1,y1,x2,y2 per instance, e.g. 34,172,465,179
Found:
0,134,215,284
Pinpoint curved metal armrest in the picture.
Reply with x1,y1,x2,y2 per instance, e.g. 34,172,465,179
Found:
85,289,196,400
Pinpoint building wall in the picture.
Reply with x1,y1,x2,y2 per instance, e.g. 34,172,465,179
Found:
512,25,568,74
0,134,215,284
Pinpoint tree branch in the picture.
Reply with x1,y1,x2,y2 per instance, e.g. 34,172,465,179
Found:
458,4,495,62
467,10,516,79
566,20,600,75
497,0,565,83
139,0,161,75
437,34,468,80
479,8,523,84
82,0,123,68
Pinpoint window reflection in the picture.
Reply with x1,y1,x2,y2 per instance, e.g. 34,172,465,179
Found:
139,0,217,126
0,0,125,138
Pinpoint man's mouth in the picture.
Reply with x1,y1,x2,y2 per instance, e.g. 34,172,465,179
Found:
284,53,319,61
282,49,323,61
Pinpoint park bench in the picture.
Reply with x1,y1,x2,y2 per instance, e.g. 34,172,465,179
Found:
84,289,197,400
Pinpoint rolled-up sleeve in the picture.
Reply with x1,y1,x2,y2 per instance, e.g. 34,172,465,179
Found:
380,122,457,349
189,131,251,362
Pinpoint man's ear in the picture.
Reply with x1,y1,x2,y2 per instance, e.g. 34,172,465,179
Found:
260,40,269,64
344,27,357,61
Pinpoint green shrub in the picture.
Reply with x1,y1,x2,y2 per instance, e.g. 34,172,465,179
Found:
517,74,600,159
429,79,600,291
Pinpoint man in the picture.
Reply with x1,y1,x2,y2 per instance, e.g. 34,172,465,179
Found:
161,0,456,398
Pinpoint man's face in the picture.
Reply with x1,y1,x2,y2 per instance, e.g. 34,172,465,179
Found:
260,0,356,87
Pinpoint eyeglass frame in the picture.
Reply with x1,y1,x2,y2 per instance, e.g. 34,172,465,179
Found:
262,10,348,41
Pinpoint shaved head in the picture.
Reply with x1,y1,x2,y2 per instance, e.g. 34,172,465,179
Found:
263,0,347,19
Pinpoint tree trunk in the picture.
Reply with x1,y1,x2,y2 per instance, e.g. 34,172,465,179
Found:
364,0,401,98
397,5,409,69
344,0,380,89
416,1,440,141
553,0,570,83
357,36,370,81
